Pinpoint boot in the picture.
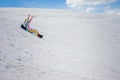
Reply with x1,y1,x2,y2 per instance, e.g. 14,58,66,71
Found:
37,34,43,38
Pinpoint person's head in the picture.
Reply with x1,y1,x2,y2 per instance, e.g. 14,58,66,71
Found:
28,14,30,17
27,14,30,19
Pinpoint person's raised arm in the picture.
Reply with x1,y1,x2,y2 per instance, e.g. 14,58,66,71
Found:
29,16,33,24
28,16,33,30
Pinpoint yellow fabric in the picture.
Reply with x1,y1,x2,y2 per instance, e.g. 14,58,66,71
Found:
29,29,39,35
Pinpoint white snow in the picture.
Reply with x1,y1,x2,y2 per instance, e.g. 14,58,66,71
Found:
0,8,120,80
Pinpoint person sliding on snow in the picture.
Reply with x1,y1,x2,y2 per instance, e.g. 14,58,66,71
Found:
21,14,43,38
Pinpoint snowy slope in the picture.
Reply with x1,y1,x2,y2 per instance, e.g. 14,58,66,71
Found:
0,8,120,80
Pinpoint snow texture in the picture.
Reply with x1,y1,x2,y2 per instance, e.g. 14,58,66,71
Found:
0,8,120,80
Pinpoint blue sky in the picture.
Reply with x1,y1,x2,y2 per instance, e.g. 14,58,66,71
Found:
0,0,120,13
0,0,66,9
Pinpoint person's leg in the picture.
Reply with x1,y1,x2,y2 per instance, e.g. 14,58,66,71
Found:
29,29,40,35
29,29,43,38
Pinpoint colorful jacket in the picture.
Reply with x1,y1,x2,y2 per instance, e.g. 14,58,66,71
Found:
23,17,33,31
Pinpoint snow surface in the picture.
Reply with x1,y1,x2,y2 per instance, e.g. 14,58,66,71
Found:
0,8,120,80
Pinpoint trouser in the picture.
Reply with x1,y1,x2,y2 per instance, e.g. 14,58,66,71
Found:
21,24,27,30
21,24,40,36
29,29,40,35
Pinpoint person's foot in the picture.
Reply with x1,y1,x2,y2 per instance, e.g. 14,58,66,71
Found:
38,34,43,38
